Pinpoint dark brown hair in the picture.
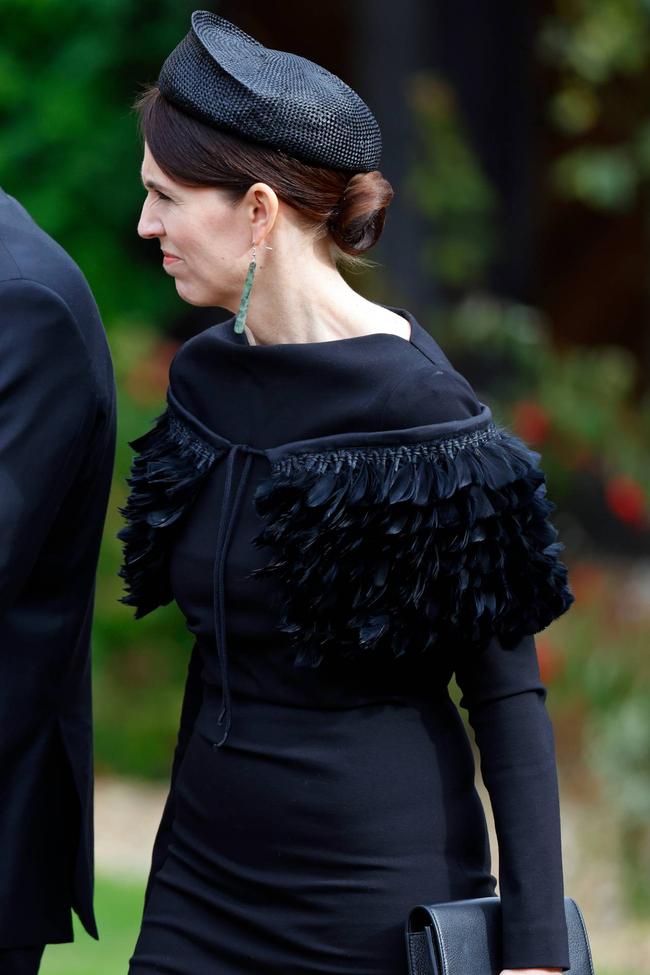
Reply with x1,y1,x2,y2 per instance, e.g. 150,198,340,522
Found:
134,86,394,272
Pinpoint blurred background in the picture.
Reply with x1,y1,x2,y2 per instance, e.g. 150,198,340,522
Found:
1,1,649,972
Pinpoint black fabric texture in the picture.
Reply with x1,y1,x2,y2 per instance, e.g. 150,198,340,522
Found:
122,305,573,973
0,946,45,975
0,187,116,947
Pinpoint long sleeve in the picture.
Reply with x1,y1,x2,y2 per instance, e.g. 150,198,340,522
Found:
143,640,204,907
454,632,571,972
0,279,96,615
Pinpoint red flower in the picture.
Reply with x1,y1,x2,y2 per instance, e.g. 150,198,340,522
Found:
604,475,648,528
512,400,551,445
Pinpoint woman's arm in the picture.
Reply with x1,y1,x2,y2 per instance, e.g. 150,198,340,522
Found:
453,632,571,973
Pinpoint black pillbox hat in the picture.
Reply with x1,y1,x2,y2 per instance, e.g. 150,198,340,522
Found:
157,10,382,173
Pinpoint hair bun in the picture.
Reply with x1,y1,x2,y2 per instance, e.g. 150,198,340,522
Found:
327,170,394,255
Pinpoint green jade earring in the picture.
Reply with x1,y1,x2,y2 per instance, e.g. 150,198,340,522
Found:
234,239,272,334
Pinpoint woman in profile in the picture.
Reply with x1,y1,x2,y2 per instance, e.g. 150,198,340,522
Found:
119,11,574,975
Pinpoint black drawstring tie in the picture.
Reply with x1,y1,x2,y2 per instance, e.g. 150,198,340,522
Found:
211,442,258,747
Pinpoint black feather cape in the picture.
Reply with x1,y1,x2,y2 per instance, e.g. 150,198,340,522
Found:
118,334,575,668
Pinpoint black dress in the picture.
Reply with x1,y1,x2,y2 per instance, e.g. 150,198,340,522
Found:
119,305,575,974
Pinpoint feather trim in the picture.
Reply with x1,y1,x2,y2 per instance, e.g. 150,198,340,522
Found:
249,421,575,667
117,408,222,618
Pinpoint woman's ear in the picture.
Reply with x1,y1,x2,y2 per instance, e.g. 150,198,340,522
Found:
247,182,279,242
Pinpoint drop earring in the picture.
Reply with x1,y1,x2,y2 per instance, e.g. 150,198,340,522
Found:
234,240,273,335
234,241,257,334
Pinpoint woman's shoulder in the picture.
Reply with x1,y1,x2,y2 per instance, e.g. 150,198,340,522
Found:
167,308,485,439
379,356,483,431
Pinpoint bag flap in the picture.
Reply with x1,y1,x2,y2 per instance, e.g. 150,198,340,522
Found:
406,896,594,975
408,897,500,975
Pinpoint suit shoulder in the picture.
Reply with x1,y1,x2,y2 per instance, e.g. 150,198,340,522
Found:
0,278,90,360
0,191,95,303
0,276,75,316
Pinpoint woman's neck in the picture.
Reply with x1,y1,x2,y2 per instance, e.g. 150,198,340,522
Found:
239,245,405,346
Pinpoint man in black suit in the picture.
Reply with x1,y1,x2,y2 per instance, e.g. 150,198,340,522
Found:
0,188,116,973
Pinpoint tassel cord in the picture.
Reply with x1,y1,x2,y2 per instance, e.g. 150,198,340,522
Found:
212,444,255,747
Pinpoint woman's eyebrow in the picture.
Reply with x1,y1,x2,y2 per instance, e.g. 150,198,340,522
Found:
140,172,173,194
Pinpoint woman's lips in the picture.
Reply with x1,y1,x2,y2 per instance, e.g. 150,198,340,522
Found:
162,252,181,266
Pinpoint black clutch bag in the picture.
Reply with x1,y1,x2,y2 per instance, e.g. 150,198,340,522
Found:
405,895,594,975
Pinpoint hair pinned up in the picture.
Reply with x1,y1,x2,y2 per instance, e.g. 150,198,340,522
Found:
327,171,394,258
135,86,394,273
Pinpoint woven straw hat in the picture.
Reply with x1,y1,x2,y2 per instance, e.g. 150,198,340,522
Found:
157,10,382,172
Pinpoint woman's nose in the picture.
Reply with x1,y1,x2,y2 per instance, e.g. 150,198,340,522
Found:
137,200,164,239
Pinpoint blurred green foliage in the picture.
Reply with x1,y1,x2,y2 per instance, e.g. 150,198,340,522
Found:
40,873,144,974
426,293,650,508
0,0,195,325
95,330,191,779
403,73,498,288
404,38,650,915
0,0,203,777
540,0,650,211
546,562,650,914
404,64,650,529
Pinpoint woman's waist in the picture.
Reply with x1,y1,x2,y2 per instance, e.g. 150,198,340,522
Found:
185,684,486,859
195,677,470,758
174,715,490,872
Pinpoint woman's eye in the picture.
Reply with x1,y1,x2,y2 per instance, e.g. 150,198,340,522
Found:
155,191,171,202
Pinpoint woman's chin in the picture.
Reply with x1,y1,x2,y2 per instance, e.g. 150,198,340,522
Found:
173,280,206,306
174,280,224,308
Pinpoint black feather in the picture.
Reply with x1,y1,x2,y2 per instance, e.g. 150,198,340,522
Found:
117,408,222,618
249,422,575,667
